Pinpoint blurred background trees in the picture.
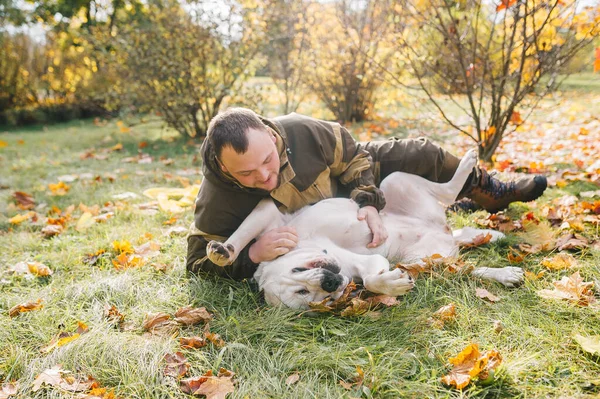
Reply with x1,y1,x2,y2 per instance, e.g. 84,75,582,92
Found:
1,0,599,157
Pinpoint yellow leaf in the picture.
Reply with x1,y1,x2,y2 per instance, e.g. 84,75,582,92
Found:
574,334,600,356
48,182,70,196
76,212,95,232
541,253,578,270
9,299,43,317
9,211,37,224
56,333,80,347
112,240,134,254
537,271,596,306
441,344,502,390
0,140,8,148
27,261,53,276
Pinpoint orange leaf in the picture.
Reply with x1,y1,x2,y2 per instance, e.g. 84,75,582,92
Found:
496,0,516,11
180,336,207,349
9,299,43,317
180,369,235,399
541,253,578,270
441,344,502,389
12,191,35,210
594,47,600,73
174,305,213,325
48,181,70,196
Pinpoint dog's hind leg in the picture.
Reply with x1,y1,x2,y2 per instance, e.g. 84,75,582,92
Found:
207,198,283,266
430,149,478,204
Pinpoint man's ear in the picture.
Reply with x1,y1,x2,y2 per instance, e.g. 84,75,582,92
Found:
216,156,228,173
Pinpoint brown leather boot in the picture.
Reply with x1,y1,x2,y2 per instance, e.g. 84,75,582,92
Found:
461,169,547,213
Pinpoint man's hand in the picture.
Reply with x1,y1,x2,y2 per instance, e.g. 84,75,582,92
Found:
248,226,298,264
357,205,388,248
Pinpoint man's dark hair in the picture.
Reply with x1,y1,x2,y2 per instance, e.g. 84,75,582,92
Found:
207,108,267,159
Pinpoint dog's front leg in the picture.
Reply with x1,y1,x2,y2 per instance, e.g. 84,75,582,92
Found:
207,198,282,266
354,255,415,297
471,267,524,287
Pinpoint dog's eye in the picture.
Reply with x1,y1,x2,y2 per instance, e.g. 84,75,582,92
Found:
296,289,310,296
322,249,328,254
292,267,308,273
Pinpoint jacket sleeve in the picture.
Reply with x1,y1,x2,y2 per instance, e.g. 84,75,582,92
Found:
328,123,386,211
186,178,263,280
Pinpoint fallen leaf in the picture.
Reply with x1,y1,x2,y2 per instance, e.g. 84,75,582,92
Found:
42,224,63,237
112,240,134,254
27,261,53,276
174,306,213,325
180,369,235,399
493,320,503,333
180,336,207,349
142,312,179,336
164,352,190,378
0,382,18,398
12,191,35,210
103,304,125,325
541,253,578,270
9,299,43,317
573,334,600,356
340,298,370,317
32,365,95,392
461,233,492,248
428,303,457,328
364,295,398,307
48,182,70,196
76,212,95,232
556,233,589,251
143,186,200,214
8,211,37,225
112,253,144,270
518,220,556,251
537,271,596,306
163,226,188,236
285,372,300,386
441,343,502,389
134,242,161,258
83,249,106,266
340,365,365,391
204,331,226,348
0,140,7,148
475,288,501,303
525,270,546,280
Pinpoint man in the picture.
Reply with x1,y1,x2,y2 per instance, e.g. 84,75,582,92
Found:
187,108,547,280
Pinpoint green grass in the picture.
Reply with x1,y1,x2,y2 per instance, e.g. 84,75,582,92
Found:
1,111,600,398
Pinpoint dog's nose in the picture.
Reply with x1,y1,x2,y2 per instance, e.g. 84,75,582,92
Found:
320,270,344,293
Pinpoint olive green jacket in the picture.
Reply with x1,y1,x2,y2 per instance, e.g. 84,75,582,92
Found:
186,113,386,280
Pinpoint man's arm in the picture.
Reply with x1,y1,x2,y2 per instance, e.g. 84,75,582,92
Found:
329,124,386,211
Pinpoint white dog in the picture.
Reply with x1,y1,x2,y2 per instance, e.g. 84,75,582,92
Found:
207,149,524,309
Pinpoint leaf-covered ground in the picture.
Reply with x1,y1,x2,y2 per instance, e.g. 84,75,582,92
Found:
1,91,600,398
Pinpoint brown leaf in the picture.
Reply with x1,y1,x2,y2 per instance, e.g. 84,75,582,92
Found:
460,233,492,248
142,312,179,336
285,372,300,386
164,352,189,378
42,224,63,237
475,288,501,303
32,366,95,393
364,295,399,307
12,191,35,210
134,242,161,258
556,233,589,251
9,299,43,317
103,304,125,325
180,370,235,399
537,271,596,306
340,298,370,317
204,331,225,348
174,306,213,325
308,297,334,313
180,336,207,349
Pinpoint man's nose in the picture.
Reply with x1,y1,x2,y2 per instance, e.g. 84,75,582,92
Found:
257,168,270,182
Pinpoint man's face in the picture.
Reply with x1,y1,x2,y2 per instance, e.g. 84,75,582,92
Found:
219,128,281,192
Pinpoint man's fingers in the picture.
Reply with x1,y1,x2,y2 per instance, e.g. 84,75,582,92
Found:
275,247,291,256
277,232,298,243
357,208,367,220
277,226,297,234
274,238,297,249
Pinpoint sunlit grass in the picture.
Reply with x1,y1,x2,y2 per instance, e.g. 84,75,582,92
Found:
1,93,599,398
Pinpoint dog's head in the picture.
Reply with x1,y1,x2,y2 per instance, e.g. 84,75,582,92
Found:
254,245,350,309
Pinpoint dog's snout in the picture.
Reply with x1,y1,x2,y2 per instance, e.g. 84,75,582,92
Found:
320,270,344,293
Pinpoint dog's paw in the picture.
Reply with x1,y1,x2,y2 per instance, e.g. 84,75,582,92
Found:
207,241,236,266
365,268,414,297
472,266,524,287
461,148,478,171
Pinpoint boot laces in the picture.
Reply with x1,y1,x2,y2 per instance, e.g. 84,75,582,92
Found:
481,172,516,199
